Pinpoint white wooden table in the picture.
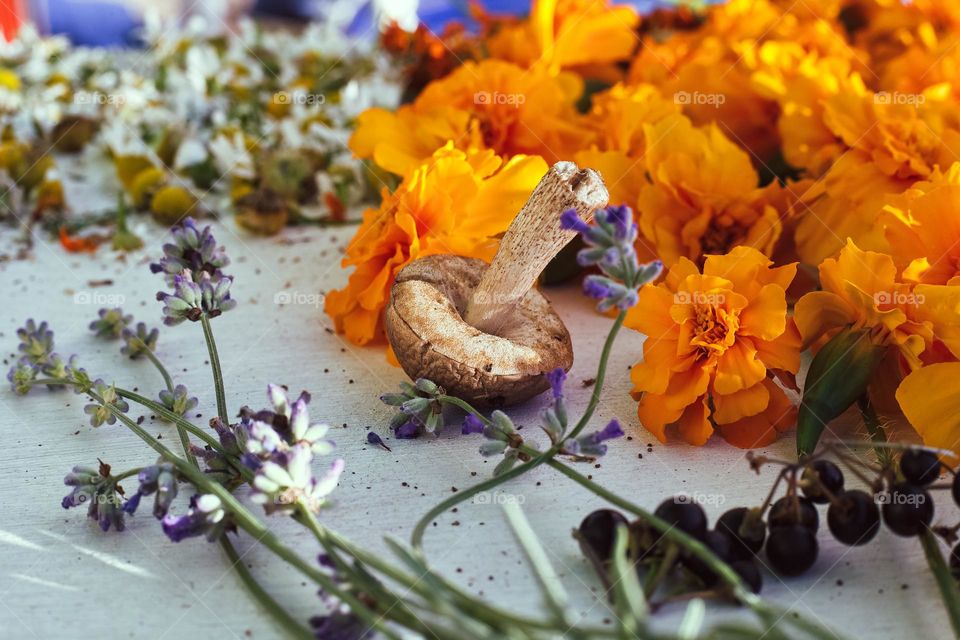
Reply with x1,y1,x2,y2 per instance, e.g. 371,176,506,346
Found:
0,166,950,638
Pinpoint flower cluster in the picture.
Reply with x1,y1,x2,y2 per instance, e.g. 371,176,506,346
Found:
238,385,343,515
154,219,237,325
332,0,960,455
83,380,130,427
149,218,230,284
380,379,445,438
1,17,396,245
7,319,86,395
89,308,131,338
162,494,230,543
560,205,663,311
122,462,179,519
61,463,126,532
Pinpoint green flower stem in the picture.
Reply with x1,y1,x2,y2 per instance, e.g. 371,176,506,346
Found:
143,348,174,392
112,467,143,483
858,395,892,468
920,530,960,639
200,314,229,425
89,392,400,640
413,310,628,547
219,534,314,640
567,310,626,440
303,507,620,637
141,347,304,640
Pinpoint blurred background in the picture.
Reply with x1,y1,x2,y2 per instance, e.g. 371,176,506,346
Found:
7,0,687,45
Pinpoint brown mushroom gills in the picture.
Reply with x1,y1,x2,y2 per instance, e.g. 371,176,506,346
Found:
386,255,573,408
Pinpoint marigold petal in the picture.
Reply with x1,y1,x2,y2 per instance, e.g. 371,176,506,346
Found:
897,363,960,456
716,380,796,448
677,396,713,446
712,381,770,425
714,340,766,395
740,283,788,340
793,291,855,349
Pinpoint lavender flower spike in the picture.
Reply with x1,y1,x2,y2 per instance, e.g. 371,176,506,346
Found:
150,217,230,285
561,205,663,311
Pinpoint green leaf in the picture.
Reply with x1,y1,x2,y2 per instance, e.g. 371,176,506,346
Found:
797,326,885,458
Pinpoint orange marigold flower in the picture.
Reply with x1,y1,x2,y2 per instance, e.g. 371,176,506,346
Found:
324,143,548,347
484,0,640,76
349,59,586,176
573,83,680,210
794,75,960,264
883,164,960,285
794,239,933,370
634,114,800,266
627,246,800,448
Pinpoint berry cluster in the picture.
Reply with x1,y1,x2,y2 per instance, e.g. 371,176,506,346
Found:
576,445,960,607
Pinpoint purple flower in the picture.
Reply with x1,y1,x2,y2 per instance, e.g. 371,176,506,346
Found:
17,319,54,364
161,494,227,543
121,322,159,359
61,465,125,532
127,462,179,518
395,421,420,439
309,612,374,640
560,208,591,235
564,419,625,457
546,367,566,399
462,413,485,435
602,205,633,241
157,270,237,325
150,218,230,285
7,358,38,395
89,308,132,339
561,205,663,311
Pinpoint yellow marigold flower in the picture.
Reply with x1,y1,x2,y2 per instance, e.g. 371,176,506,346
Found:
324,143,548,347
794,75,960,264
628,246,800,448
485,0,640,75
750,43,857,175
349,60,585,176
794,239,933,370
573,83,680,209
883,165,960,285
897,361,960,456
634,114,798,266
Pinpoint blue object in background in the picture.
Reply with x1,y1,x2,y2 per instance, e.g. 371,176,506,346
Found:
31,0,140,46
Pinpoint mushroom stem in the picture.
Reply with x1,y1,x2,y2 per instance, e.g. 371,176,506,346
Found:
464,161,609,334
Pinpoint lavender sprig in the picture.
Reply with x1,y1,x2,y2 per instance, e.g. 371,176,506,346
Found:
121,322,159,358
150,217,230,285
162,493,230,542
83,380,130,427
560,205,663,311
89,307,132,338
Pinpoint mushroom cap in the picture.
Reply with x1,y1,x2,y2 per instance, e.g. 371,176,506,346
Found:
385,254,573,407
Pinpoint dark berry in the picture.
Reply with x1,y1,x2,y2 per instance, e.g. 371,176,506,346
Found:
683,530,734,586
731,559,763,594
717,507,766,560
882,483,934,537
769,496,819,532
655,498,708,540
802,460,844,504
827,490,880,546
900,449,941,486
577,509,628,562
766,525,818,576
